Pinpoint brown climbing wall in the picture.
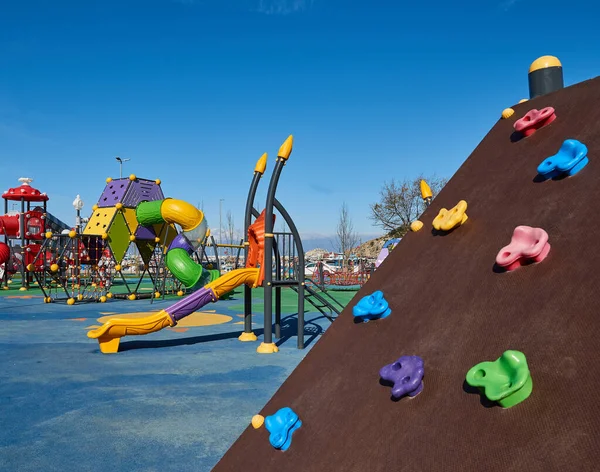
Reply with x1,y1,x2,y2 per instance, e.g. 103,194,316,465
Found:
215,77,600,472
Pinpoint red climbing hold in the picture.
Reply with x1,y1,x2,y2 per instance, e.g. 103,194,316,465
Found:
514,107,556,137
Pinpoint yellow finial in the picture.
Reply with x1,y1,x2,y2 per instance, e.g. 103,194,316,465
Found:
420,180,433,200
206,228,211,238
254,153,268,175
278,135,293,160
155,179,161,185
529,55,561,73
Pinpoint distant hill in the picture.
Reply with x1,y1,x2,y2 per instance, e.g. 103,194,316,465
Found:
302,233,384,253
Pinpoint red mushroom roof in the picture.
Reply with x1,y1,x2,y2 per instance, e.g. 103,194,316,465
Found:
2,182,49,202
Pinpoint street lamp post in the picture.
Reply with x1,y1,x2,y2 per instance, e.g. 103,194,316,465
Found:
115,157,131,178
72,195,84,233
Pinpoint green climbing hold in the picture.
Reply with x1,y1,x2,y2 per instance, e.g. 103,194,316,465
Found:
465,350,532,408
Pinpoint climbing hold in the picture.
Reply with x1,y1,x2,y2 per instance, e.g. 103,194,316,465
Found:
379,355,425,400
352,290,391,323
466,350,532,408
264,407,302,451
252,414,265,429
513,107,556,137
432,200,468,232
410,220,424,232
501,108,515,119
495,226,550,271
537,139,588,180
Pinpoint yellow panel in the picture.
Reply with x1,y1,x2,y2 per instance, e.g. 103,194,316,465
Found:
83,207,118,235
153,223,178,251
121,208,139,235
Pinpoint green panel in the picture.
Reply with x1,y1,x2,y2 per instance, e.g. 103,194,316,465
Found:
107,212,131,264
136,200,165,226
136,240,156,265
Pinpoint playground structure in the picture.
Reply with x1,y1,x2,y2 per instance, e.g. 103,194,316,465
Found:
25,175,237,304
0,178,69,291
87,136,343,354
24,176,174,303
214,58,600,471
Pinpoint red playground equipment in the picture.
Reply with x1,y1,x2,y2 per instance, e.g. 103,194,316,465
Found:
1,178,69,290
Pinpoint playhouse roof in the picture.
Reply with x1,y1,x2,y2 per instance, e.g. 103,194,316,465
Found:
2,183,49,202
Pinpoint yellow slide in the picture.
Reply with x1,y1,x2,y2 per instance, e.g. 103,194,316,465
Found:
87,268,260,353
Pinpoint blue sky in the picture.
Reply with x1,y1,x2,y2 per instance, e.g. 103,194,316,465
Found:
1,0,599,248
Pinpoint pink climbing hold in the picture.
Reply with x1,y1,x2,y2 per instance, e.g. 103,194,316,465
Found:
495,226,551,271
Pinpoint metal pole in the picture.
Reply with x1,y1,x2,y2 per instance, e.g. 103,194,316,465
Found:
260,135,293,353
242,153,267,341
116,157,130,179
20,198,26,289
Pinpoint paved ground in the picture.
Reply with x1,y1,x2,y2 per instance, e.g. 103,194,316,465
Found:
0,287,355,471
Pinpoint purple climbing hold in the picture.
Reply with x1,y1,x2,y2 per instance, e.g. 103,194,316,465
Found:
379,355,425,400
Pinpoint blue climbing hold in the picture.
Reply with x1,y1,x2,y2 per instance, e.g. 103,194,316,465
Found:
265,407,302,451
537,139,588,179
352,290,391,323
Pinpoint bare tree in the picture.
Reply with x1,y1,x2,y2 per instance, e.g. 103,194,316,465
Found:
335,202,360,269
226,210,236,245
369,175,447,237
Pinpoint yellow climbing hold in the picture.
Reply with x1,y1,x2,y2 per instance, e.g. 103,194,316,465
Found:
432,200,469,232
410,220,424,232
252,415,265,429
502,108,515,119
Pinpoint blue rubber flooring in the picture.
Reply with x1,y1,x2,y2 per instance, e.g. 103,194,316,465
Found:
0,293,332,471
